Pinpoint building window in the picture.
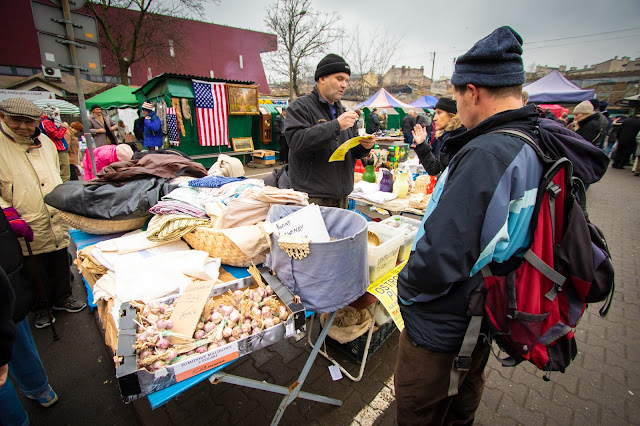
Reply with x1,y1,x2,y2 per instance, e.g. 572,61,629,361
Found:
210,70,214,78
169,39,175,58
239,55,243,70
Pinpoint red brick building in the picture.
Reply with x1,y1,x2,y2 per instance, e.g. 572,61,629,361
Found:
1,0,276,91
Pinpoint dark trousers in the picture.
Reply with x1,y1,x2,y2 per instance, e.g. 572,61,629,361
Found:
23,248,72,311
613,143,635,168
307,196,349,209
395,329,490,426
279,134,288,164
403,132,414,145
69,164,79,181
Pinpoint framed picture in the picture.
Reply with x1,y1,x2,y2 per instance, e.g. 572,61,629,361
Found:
232,137,254,152
227,84,260,115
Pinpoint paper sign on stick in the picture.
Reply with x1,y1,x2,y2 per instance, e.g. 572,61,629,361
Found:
367,261,407,332
169,280,216,343
329,136,374,162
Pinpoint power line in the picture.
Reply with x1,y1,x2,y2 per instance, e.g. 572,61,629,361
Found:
526,34,640,51
526,26,640,45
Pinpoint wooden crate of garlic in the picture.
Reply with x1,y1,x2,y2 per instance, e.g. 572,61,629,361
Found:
115,266,306,402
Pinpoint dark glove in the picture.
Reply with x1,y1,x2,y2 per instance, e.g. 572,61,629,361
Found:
3,207,34,242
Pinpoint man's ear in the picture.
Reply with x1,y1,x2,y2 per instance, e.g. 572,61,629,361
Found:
467,84,481,104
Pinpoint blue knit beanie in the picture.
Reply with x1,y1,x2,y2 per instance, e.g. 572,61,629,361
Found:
451,26,525,87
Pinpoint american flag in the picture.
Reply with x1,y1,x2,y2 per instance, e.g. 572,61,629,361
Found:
166,107,180,146
193,80,229,147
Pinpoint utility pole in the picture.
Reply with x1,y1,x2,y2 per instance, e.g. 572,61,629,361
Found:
61,0,97,176
430,52,436,82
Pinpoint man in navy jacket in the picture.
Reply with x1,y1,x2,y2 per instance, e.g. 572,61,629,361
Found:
395,26,546,425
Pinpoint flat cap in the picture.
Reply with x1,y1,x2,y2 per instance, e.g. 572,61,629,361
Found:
0,98,43,120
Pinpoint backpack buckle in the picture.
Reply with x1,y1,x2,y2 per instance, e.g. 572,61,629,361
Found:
453,356,473,371
547,183,561,199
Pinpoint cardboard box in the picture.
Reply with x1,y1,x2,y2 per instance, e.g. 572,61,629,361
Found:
253,149,276,165
115,267,305,402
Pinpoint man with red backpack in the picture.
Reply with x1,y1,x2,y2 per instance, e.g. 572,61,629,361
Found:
394,26,610,425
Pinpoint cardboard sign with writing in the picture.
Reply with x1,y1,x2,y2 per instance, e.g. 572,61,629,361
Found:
169,280,216,343
271,204,330,242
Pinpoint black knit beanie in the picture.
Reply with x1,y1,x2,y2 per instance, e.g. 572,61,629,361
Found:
435,98,457,114
315,54,351,81
451,26,525,87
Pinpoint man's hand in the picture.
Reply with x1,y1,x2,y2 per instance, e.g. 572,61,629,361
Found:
96,128,106,134
0,364,8,387
110,125,117,131
411,124,427,145
145,117,151,121
360,136,375,150
337,111,358,131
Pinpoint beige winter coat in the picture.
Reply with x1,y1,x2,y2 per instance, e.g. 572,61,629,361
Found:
0,123,70,255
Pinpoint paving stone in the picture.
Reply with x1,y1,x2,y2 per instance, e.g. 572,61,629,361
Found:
525,387,572,425
582,351,626,384
485,366,531,406
496,393,545,424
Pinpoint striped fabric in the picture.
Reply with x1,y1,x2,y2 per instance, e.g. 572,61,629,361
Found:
146,214,211,243
193,80,229,147
166,107,180,146
187,175,246,188
148,200,208,218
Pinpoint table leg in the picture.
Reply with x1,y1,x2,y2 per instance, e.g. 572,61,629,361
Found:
271,310,338,425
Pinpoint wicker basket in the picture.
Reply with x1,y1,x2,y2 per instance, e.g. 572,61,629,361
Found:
183,226,266,267
58,211,149,235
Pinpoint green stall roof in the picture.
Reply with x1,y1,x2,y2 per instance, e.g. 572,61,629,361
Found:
85,84,139,110
133,73,254,101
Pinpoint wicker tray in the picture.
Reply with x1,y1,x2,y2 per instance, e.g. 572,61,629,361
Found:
183,226,266,267
58,210,149,235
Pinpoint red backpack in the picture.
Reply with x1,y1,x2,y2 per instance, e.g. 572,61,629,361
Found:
448,128,615,396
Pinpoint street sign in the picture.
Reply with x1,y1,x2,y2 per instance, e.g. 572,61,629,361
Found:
32,1,98,43
0,89,56,102
38,32,102,76
48,0,86,10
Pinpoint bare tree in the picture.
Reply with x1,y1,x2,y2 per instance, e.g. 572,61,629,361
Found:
264,0,341,100
85,0,218,85
336,26,403,99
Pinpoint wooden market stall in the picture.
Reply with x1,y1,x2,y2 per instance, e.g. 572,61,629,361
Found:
133,73,269,169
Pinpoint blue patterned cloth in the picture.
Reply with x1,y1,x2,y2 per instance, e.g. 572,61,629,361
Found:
187,175,246,188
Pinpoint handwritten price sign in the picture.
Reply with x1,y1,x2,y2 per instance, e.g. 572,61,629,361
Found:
169,280,216,344
367,261,407,331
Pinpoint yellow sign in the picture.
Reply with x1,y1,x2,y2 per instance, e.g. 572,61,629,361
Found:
328,136,373,162
367,261,407,331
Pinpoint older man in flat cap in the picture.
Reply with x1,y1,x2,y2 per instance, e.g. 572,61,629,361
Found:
0,98,86,330
284,54,374,208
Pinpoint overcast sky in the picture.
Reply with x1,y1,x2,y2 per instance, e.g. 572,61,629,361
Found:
203,0,640,81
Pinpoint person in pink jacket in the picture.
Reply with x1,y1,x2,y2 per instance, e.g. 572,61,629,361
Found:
82,143,133,181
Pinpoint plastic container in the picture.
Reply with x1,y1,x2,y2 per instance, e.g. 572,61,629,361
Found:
379,215,422,262
367,222,403,282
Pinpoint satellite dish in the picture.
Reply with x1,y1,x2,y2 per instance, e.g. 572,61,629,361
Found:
48,0,86,11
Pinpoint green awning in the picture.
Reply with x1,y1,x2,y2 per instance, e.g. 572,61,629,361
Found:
85,85,139,110
33,99,80,114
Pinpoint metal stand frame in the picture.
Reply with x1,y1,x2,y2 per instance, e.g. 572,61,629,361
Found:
208,311,341,426
306,303,379,382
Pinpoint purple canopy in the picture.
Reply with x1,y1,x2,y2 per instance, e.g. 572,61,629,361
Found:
410,95,439,109
525,69,595,103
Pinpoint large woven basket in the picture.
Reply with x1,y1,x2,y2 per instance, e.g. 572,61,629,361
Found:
58,210,149,235
183,226,266,267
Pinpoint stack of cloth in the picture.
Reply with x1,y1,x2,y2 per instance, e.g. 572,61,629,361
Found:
350,180,398,204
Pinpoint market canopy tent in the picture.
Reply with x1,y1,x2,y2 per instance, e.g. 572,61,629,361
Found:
33,99,79,114
357,88,414,109
85,84,139,110
538,104,569,119
410,95,439,109
525,69,595,103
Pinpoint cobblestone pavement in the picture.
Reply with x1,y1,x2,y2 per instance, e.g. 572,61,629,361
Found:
26,165,639,425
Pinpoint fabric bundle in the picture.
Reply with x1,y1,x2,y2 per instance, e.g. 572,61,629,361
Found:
188,175,246,188
97,153,207,182
146,213,211,242
149,200,208,218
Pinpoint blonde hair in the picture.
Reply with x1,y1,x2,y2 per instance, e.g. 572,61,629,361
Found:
435,113,462,138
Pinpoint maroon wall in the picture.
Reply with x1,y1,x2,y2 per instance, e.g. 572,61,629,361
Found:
3,1,276,91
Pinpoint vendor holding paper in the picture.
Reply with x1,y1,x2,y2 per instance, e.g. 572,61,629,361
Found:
285,54,374,208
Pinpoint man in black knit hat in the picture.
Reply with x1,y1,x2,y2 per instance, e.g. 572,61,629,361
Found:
284,54,374,208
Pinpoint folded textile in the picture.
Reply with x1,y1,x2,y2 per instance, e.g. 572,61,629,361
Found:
146,213,211,242
97,229,168,254
77,246,108,275
220,222,271,262
356,191,398,204
188,175,246,188
208,154,245,177
161,186,205,211
351,180,380,195
242,186,309,206
194,179,265,206
97,153,207,182
91,238,191,271
43,178,176,220
217,198,271,229
149,200,208,218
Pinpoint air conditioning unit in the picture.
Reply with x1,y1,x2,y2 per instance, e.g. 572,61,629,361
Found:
42,65,62,79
